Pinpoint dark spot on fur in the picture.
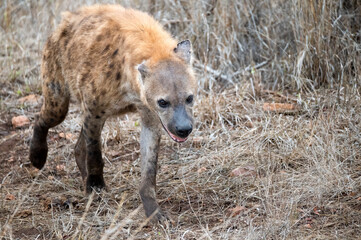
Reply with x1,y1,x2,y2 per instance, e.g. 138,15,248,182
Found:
112,49,118,57
67,50,72,61
101,111,106,114
84,61,92,67
50,118,55,123
95,115,101,119
109,63,114,69
106,71,111,78
93,100,97,106
88,138,98,145
64,38,69,49
88,151,93,157
60,29,67,38
116,72,121,80
84,122,88,129
88,22,96,29
101,90,107,95
81,73,88,83
102,45,110,54
96,35,103,41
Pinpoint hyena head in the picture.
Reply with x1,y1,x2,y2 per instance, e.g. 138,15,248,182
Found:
138,40,197,143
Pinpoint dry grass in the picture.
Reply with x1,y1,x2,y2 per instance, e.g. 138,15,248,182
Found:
1,0,361,239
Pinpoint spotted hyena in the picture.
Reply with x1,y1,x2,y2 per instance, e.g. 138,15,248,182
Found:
29,4,197,222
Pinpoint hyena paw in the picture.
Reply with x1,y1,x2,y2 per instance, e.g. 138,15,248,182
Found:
86,174,106,193
154,209,172,224
146,207,173,225
29,141,48,169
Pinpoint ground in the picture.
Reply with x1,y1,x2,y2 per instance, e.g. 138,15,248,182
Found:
1,0,361,239
1,83,361,239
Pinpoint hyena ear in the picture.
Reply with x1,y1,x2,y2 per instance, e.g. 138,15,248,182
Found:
137,61,149,81
174,40,192,64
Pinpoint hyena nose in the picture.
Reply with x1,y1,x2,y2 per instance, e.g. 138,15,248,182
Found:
176,125,192,138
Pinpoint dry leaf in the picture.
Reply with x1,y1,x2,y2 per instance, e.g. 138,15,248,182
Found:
29,168,39,178
16,210,32,218
41,197,52,211
12,115,30,128
56,164,66,171
59,132,75,140
304,223,312,229
17,94,41,105
197,167,207,173
227,206,247,217
263,103,297,113
230,165,256,177
108,150,121,158
245,121,254,128
6,194,16,200
313,207,321,215
161,165,169,171
349,192,356,197
192,136,205,147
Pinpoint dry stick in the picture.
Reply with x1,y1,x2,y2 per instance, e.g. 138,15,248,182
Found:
180,177,212,238
194,59,271,83
71,192,95,240
108,193,127,229
127,209,167,240
99,193,128,240
105,206,142,240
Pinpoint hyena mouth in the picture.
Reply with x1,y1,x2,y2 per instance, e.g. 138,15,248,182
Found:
159,121,188,143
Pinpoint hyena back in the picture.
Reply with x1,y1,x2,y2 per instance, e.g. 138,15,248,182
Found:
29,4,197,222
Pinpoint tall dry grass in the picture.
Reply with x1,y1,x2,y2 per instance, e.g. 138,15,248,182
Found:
0,0,361,239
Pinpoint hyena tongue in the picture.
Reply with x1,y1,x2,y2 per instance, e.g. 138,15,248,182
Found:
161,122,187,143
168,130,187,143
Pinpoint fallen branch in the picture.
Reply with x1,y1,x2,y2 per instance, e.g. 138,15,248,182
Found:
194,59,271,82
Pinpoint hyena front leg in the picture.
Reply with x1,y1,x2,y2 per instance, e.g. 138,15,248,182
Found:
81,112,106,193
139,108,168,222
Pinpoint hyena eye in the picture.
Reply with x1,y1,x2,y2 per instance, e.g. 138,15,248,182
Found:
158,99,170,108
186,95,194,104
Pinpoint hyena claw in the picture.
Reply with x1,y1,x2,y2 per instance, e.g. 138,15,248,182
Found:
85,174,106,193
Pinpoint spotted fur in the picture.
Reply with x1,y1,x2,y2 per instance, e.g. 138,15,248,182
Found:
29,4,197,222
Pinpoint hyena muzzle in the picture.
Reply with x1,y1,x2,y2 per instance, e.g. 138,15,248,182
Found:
29,4,197,222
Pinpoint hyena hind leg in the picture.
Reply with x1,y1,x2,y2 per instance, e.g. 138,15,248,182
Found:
81,112,107,193
29,80,70,169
